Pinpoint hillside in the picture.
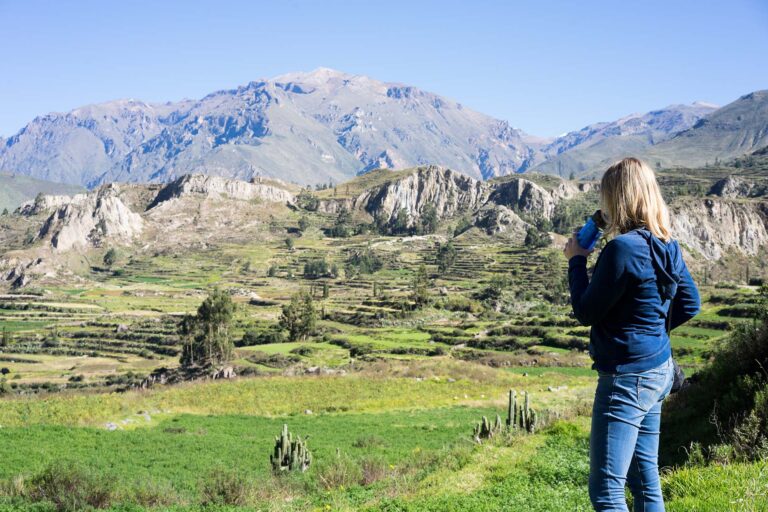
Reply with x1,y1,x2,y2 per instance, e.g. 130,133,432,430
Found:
0,69,539,187
534,102,718,177
645,90,768,168
4,68,763,187
0,173,83,213
540,91,768,178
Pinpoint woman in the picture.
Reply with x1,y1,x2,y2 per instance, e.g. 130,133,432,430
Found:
563,157,700,511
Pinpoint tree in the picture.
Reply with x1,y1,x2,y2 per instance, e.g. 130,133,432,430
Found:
542,251,568,305
392,208,410,235
103,248,120,267
524,226,552,249
298,216,310,233
303,258,329,279
411,264,431,308
1,327,10,347
179,287,236,368
453,215,472,237
419,205,439,235
279,291,317,341
296,189,319,211
756,283,768,321
568,171,575,181
346,248,383,275
329,207,352,237
284,237,295,251
1,208,8,216
436,241,458,275
477,275,508,304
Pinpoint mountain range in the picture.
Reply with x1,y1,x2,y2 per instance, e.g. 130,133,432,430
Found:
0,68,765,187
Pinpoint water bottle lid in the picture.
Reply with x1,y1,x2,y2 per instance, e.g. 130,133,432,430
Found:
592,210,607,230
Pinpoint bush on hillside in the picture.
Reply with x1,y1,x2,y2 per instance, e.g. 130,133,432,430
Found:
661,312,768,464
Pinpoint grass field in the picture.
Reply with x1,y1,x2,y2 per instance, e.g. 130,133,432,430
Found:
0,376,765,511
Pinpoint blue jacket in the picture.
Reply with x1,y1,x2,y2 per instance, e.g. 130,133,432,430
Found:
568,228,701,373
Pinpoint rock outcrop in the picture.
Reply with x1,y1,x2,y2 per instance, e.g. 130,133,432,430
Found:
353,166,490,226
671,198,768,259
36,184,144,251
473,204,529,239
148,173,294,209
16,193,88,216
708,175,766,199
489,178,557,219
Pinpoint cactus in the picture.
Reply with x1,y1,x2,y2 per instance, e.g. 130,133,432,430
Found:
270,423,312,473
472,414,504,443
506,390,537,433
472,389,539,442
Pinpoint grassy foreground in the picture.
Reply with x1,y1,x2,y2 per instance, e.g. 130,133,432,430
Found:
0,361,765,511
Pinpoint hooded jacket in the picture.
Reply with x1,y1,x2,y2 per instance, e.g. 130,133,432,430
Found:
567,227,701,373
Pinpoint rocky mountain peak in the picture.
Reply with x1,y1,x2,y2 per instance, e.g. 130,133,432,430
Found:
36,184,144,252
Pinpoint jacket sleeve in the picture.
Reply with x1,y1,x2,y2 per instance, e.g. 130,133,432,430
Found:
568,240,629,326
669,244,701,330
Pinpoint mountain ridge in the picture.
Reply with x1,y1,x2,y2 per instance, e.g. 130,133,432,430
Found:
0,68,762,187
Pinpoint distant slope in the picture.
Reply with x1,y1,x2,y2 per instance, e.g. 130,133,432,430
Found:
533,102,717,177
0,68,539,187
1,66,762,186
0,173,83,212
645,90,768,168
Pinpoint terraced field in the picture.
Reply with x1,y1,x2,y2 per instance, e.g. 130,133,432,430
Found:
0,220,757,395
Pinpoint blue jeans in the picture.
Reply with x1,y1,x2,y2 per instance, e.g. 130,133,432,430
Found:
588,356,674,511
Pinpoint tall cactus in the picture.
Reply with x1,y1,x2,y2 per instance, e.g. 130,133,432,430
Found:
506,390,537,433
270,423,312,472
472,389,539,442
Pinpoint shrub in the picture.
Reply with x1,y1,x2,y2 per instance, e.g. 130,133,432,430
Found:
199,468,252,507
296,189,319,211
315,451,362,490
303,258,330,278
238,328,285,346
346,248,383,275
524,226,552,248
453,215,472,236
25,462,114,512
103,248,120,267
662,315,768,464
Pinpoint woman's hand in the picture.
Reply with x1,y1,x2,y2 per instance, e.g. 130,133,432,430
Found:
563,231,594,260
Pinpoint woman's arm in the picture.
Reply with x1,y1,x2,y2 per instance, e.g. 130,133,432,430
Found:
567,240,629,326
669,246,701,330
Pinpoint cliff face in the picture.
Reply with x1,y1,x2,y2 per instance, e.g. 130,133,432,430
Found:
353,166,490,226
3,166,766,276
148,173,294,209
708,175,767,199
488,178,557,219
16,193,88,216
36,184,144,252
671,198,768,260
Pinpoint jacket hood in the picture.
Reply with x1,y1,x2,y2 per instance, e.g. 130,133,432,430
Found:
636,229,680,300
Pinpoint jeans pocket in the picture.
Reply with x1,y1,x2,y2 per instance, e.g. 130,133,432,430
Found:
637,373,666,411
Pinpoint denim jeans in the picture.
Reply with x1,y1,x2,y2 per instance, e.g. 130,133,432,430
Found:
588,356,674,511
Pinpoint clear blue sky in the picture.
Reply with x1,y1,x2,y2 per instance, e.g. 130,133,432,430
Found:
1,0,766,138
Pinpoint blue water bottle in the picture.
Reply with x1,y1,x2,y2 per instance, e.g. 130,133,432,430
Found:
576,210,607,250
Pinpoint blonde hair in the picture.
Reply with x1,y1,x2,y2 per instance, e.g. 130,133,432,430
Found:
600,157,672,242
